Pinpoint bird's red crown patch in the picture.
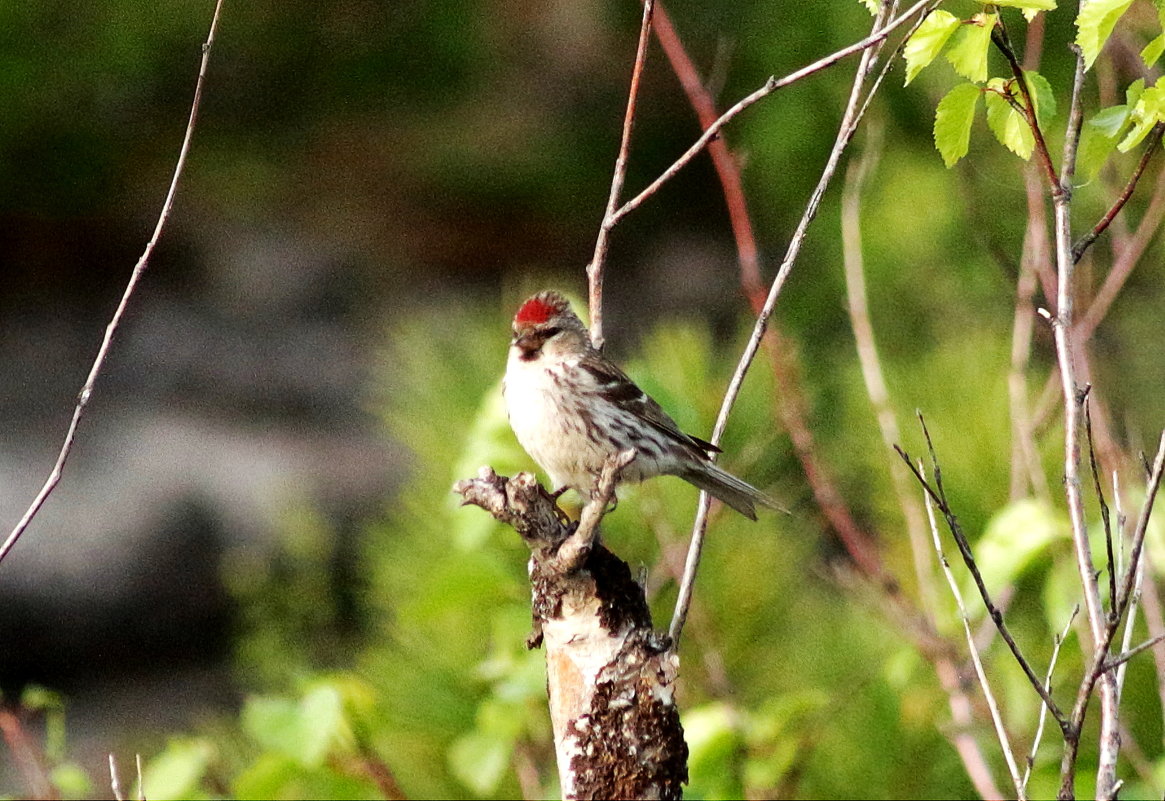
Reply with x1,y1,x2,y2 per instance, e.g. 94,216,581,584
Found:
515,294,563,326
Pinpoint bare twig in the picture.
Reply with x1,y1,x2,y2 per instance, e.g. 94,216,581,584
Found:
649,0,763,296
1106,633,1165,673
0,0,226,565
110,754,125,801
840,124,935,602
1009,164,1052,502
1023,607,1079,795
919,459,1025,799
555,449,637,572
587,0,655,350
1084,393,1117,613
1073,124,1165,262
612,0,939,228
668,0,929,648
895,417,1069,730
1078,164,1165,343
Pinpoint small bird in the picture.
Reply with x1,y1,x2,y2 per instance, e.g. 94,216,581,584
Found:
502,290,780,520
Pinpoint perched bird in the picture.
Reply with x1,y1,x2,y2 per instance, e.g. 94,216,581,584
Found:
502,290,780,520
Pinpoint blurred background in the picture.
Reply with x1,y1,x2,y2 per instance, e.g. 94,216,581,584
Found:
1,0,1164,798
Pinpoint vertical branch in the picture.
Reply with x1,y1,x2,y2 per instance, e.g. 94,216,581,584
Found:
587,0,656,351
0,0,226,566
1047,45,1125,801
1009,166,1051,502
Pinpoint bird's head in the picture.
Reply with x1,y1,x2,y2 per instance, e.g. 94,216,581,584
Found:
511,290,589,361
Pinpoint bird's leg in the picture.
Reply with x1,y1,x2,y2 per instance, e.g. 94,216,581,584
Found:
547,486,573,526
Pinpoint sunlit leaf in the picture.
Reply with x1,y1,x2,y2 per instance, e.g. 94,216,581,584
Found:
967,499,1066,600
1077,105,1132,179
946,13,997,82
1025,70,1057,124
1119,84,1165,151
1075,0,1135,70
934,83,981,166
986,84,1035,159
1142,33,1165,66
143,738,215,801
904,10,961,85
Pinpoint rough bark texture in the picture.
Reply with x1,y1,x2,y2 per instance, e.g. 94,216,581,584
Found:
455,467,688,800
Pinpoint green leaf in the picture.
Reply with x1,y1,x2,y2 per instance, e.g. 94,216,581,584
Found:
50,763,91,799
1142,33,1165,66
1075,0,1136,70
448,731,512,795
1077,105,1132,178
985,82,1035,159
856,0,880,14
1025,70,1057,125
1128,78,1147,108
904,10,961,85
934,83,982,166
1119,84,1165,151
142,738,215,801
946,13,997,82
968,499,1065,598
242,683,349,767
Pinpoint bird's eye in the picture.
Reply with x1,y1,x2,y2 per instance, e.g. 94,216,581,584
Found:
542,326,562,339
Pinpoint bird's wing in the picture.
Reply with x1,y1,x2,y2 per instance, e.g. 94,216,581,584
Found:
577,357,721,456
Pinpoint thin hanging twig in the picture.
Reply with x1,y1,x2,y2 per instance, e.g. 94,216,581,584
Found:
0,0,227,566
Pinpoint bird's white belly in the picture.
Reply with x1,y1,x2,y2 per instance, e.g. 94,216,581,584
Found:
504,354,612,493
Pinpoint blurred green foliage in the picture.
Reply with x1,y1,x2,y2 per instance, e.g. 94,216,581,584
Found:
4,0,1165,798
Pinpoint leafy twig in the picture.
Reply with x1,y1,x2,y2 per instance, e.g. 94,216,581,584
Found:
1073,123,1165,262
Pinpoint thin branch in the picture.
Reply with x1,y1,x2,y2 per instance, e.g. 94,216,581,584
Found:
1023,607,1079,795
612,0,939,228
895,418,1069,731
668,0,929,648
1084,392,1117,613
1106,633,1165,673
990,19,1060,196
1113,432,1165,627
919,459,1025,799
1078,163,1165,343
650,0,763,296
1073,123,1165,262
587,0,655,351
110,754,125,801
0,0,226,566
555,449,637,573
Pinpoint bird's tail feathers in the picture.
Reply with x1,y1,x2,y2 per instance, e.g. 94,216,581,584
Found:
680,463,787,521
